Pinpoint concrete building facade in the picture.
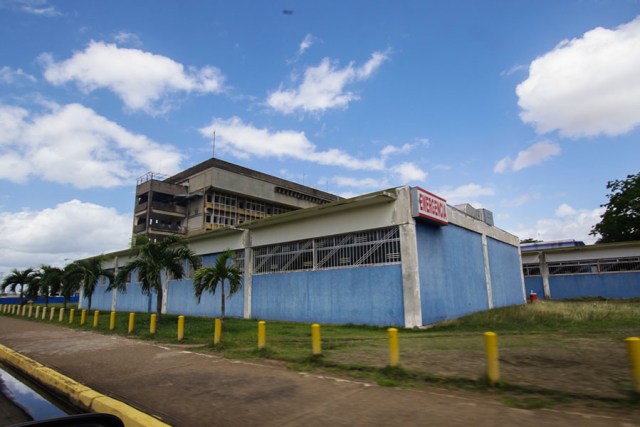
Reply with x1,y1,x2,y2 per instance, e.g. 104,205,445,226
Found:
83,161,525,327
522,241,640,300
133,158,340,242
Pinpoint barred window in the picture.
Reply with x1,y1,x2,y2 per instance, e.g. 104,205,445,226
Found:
544,256,640,276
522,264,541,277
253,227,401,275
235,249,245,274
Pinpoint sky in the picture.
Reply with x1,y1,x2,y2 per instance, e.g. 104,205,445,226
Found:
0,0,639,276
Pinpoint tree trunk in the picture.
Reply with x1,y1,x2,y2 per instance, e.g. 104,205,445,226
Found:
220,281,226,320
88,294,92,311
156,284,163,322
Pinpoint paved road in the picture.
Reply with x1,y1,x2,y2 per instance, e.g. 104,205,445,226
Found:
0,317,637,426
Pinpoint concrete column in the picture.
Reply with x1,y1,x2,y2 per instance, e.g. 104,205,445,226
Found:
482,234,494,310
243,230,253,320
399,222,422,328
539,252,551,299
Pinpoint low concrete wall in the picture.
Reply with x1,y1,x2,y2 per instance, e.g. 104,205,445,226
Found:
252,265,404,326
0,344,169,427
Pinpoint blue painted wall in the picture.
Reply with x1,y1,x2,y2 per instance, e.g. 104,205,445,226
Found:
251,265,404,326
80,283,113,310
1,296,79,305
166,278,244,317
487,237,525,308
550,272,640,299
416,222,490,325
524,277,545,299
115,283,155,313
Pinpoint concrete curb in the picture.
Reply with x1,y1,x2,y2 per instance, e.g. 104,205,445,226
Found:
0,344,171,427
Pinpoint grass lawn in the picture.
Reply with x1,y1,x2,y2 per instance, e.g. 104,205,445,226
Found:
4,299,640,409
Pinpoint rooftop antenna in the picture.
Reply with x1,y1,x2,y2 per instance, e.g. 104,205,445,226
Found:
212,130,216,158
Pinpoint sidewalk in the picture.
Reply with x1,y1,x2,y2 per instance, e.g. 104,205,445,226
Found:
0,317,637,426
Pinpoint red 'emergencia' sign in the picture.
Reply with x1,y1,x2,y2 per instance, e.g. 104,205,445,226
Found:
411,187,448,225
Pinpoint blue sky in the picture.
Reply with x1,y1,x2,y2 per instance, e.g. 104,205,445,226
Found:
1,0,639,275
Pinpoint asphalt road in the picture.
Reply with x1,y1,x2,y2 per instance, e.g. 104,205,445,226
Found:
0,316,637,426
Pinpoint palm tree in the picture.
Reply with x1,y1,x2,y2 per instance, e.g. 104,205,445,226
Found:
67,256,113,311
193,249,242,323
1,268,36,304
39,265,64,307
114,235,199,321
61,264,83,309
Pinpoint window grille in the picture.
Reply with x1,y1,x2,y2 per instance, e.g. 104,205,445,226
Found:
205,191,294,229
522,264,541,276
253,226,401,275
235,249,245,274
529,256,640,276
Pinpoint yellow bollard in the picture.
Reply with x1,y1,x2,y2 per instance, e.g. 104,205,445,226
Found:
59,308,64,322
109,311,116,331
484,332,500,385
625,337,640,393
177,316,185,341
150,314,157,335
21,305,26,317
69,308,75,324
128,312,135,333
214,318,221,345
312,324,322,355
80,309,87,326
50,307,55,321
28,305,33,318
42,307,47,320
258,321,266,350
35,306,40,319
388,328,399,367
93,310,100,328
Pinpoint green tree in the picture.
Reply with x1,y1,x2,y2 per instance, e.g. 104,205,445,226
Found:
67,256,113,311
193,249,242,323
36,265,64,307
591,172,640,243
114,236,199,321
61,264,83,309
1,268,36,304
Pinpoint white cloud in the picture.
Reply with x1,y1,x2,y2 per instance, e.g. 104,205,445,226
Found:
0,200,131,272
494,141,560,173
4,0,61,16
113,31,143,47
42,41,225,115
267,50,389,114
501,64,528,77
333,176,386,188
381,138,429,157
200,117,384,170
555,203,578,217
501,192,541,208
517,16,640,137
391,162,427,182
0,66,37,84
436,183,495,205
298,34,314,56
432,164,452,172
509,204,605,244
0,103,183,188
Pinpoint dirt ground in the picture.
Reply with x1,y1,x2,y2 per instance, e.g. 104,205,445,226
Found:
2,317,639,427
326,333,635,399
